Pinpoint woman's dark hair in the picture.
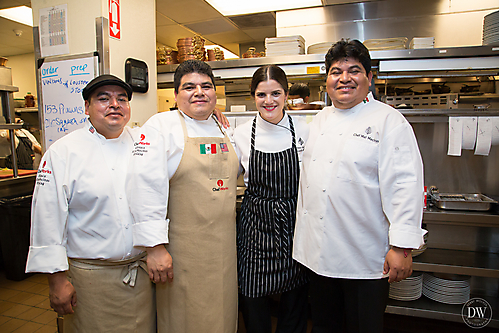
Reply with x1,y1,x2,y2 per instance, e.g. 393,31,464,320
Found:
325,39,371,75
174,59,215,94
250,65,288,97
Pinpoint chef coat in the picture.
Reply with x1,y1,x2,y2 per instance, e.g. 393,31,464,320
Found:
293,92,424,279
233,112,309,186
126,110,230,247
26,120,141,273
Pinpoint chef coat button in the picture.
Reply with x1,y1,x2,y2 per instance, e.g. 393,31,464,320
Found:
313,158,316,161
339,133,342,136
395,147,399,151
320,216,324,220
322,189,326,192
329,160,333,163
125,224,129,229
307,185,310,188
304,210,307,214
112,168,115,171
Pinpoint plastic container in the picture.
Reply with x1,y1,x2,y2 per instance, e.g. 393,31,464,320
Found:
24,92,35,107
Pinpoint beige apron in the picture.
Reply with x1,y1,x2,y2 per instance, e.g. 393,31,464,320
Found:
156,111,238,333
63,254,155,333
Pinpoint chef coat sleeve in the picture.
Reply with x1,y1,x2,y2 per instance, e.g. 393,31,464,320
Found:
379,121,424,249
127,121,171,247
26,149,70,273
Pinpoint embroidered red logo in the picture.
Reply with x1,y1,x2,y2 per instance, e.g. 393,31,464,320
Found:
43,161,46,168
135,133,150,146
89,126,95,133
212,179,229,192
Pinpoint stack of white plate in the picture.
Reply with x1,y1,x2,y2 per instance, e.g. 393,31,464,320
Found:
483,10,499,45
389,271,423,301
363,37,408,50
411,231,428,257
265,36,305,57
409,37,435,49
307,42,333,54
423,273,470,305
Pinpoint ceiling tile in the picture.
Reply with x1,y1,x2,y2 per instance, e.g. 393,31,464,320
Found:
156,0,222,24
184,18,236,36
228,12,275,29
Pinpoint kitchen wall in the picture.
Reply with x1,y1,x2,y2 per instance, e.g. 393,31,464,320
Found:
6,53,37,101
276,0,499,49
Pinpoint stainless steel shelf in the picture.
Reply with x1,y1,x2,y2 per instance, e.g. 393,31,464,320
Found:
423,207,499,227
413,249,499,278
386,295,498,328
0,123,23,130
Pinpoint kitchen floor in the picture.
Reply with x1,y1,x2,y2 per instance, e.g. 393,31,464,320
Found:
0,271,58,333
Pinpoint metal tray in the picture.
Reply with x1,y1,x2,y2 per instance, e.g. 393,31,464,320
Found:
430,193,497,211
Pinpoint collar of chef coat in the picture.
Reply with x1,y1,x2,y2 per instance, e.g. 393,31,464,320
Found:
256,111,290,131
85,117,128,142
331,92,374,116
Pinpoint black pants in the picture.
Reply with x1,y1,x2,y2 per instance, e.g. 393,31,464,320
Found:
239,283,309,333
309,270,389,333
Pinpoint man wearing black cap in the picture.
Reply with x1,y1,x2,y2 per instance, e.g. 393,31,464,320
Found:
26,74,155,332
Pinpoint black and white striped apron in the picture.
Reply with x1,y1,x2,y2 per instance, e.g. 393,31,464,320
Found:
238,114,308,298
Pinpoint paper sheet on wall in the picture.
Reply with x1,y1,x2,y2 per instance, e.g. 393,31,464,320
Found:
492,117,499,146
461,117,477,150
475,117,492,156
447,117,462,156
39,5,70,58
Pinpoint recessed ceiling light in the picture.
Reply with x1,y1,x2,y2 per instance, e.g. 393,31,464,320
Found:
205,0,322,16
0,6,33,27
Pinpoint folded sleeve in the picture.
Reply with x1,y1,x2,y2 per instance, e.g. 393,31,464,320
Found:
127,120,170,247
379,121,424,249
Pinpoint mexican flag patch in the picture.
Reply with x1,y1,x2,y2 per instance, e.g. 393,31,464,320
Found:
200,143,217,154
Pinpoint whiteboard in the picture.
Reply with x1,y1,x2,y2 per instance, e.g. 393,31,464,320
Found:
39,54,98,148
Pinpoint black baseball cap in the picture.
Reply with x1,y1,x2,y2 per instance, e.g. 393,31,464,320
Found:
82,74,133,101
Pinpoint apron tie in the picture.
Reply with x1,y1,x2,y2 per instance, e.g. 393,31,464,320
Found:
123,260,142,287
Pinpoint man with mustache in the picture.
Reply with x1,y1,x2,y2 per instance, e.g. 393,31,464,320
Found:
26,75,155,332
293,39,424,333
127,60,239,333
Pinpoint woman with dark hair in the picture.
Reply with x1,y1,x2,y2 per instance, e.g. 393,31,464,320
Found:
234,65,309,333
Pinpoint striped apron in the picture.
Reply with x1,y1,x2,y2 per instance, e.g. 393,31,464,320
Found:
238,115,308,298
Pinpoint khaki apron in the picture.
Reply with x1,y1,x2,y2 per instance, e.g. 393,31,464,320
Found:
156,111,238,333
64,254,155,333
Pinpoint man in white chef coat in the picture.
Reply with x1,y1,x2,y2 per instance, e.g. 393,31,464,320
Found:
127,59,239,333
25,75,155,332
293,39,424,333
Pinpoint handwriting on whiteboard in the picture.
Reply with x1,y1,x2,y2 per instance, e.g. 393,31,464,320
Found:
40,56,96,148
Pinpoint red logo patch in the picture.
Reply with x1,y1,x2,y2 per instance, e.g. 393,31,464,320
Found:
43,161,46,168
217,179,224,187
140,133,145,141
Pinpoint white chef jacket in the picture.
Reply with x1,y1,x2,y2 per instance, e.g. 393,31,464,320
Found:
234,112,309,186
26,121,141,273
126,110,229,248
293,92,424,279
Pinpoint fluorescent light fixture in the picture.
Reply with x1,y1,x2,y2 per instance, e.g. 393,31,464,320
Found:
0,6,33,27
205,0,322,16
205,45,239,60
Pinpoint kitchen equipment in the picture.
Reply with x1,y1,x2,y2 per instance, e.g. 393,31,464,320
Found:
431,83,451,94
429,187,497,211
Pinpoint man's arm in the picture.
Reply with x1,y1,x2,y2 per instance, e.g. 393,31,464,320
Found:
379,120,424,282
48,272,77,315
127,120,173,283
